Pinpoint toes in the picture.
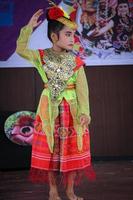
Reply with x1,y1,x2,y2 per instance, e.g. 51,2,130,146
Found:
56,198,62,200
49,197,62,200
49,192,62,200
57,197,62,200
66,192,76,200
75,196,84,200
66,191,83,200
78,198,84,200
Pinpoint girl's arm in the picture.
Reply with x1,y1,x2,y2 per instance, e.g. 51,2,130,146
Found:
16,26,38,61
76,66,91,126
16,9,43,62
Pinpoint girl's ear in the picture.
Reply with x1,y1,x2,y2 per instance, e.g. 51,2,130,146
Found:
51,33,58,44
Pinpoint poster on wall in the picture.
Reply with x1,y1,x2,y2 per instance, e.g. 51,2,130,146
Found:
4,111,35,146
0,0,133,67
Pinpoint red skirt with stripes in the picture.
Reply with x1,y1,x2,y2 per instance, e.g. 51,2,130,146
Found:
30,98,95,184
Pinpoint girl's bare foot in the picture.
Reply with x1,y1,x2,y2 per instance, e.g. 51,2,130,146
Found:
66,191,84,200
49,190,62,200
48,172,61,200
66,172,83,200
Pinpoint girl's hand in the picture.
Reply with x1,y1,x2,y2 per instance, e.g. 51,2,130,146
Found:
80,114,90,128
28,9,44,28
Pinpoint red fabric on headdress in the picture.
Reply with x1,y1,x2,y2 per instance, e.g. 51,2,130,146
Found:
48,6,64,20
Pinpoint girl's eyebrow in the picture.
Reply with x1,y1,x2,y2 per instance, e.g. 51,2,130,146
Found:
65,31,72,34
65,31,76,34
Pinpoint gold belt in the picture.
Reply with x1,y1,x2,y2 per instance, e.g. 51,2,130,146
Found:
44,83,76,89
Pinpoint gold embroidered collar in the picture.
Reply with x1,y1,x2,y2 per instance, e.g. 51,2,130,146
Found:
42,48,76,100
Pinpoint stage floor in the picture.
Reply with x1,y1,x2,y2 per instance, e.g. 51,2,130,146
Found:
0,160,133,200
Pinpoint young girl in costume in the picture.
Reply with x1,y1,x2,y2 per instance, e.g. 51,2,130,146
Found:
16,3,95,200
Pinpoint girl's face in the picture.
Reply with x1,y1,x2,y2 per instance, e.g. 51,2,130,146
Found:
53,26,75,51
117,3,129,16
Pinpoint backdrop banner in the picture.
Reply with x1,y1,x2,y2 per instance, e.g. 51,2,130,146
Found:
0,0,133,67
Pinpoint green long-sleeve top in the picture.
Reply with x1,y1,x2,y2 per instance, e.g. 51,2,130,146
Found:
16,25,91,153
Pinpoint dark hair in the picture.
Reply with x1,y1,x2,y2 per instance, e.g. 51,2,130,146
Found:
47,20,65,42
46,10,65,42
117,0,128,4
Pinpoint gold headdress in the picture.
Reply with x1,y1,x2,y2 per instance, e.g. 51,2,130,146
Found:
47,0,77,30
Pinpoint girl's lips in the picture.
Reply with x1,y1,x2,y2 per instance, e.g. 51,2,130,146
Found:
68,44,73,47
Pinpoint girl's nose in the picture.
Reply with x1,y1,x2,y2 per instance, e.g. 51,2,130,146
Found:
71,36,74,43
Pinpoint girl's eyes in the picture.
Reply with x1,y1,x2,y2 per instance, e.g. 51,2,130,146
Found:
65,33,71,37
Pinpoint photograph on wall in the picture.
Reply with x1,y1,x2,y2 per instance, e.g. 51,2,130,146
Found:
0,0,133,67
